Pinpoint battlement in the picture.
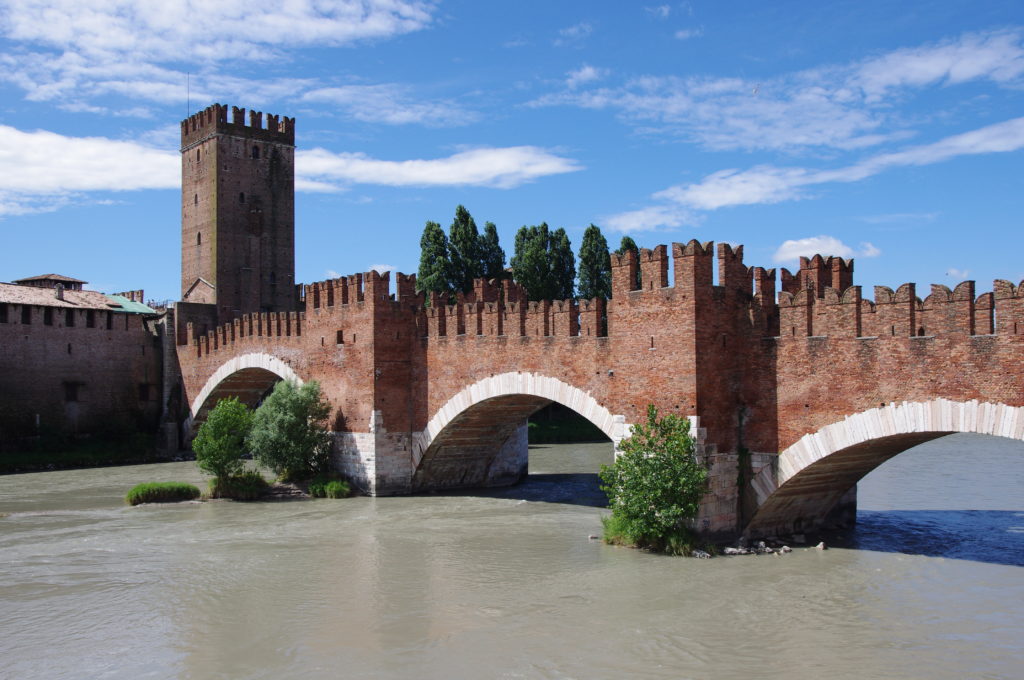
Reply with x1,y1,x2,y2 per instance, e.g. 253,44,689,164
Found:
777,278,1024,339
181,103,295,150
187,310,305,357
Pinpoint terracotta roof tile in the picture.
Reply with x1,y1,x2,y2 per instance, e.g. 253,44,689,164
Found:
0,283,127,311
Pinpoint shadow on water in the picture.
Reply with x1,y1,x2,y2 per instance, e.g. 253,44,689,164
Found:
829,509,1024,567
427,473,610,508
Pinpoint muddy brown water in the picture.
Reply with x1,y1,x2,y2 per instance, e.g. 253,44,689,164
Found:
1,434,1021,679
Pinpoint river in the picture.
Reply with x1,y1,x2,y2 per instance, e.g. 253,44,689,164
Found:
1,434,1021,679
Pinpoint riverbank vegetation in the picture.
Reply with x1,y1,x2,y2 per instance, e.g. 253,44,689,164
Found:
125,481,200,505
599,405,709,556
308,474,352,498
207,471,269,500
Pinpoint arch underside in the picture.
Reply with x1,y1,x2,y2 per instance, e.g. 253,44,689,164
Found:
187,352,303,433
746,432,949,537
411,372,622,492
412,394,553,491
745,399,1024,538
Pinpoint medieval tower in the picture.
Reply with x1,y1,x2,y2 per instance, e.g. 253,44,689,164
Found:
180,104,296,323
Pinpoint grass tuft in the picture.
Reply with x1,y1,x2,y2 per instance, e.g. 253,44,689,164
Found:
309,474,352,499
126,482,201,506
207,471,269,500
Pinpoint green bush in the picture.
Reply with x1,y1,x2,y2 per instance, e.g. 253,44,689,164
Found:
207,471,269,501
126,482,201,506
599,405,709,556
193,397,253,479
309,475,352,499
248,380,332,480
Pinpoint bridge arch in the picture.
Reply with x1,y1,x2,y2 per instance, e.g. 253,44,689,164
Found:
411,372,626,491
187,352,304,432
746,399,1024,538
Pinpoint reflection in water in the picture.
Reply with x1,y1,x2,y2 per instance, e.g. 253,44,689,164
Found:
0,436,1021,679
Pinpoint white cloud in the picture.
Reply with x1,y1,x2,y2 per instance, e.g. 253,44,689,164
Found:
603,205,699,233
0,126,581,215
566,65,607,89
297,146,582,189
773,236,881,264
555,22,593,46
674,27,703,41
647,117,1024,211
0,125,178,214
369,264,397,274
0,1,437,111
533,29,1024,152
645,5,671,19
859,212,939,224
302,84,476,126
946,267,970,279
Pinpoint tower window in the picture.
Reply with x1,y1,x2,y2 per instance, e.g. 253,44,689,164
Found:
196,149,200,162
65,309,75,327
194,193,198,206
251,145,260,159
86,310,95,328
197,232,202,246
22,306,31,324
239,192,245,203
0,303,6,323
44,308,53,326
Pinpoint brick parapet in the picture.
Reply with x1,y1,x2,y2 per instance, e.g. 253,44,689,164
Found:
181,103,295,150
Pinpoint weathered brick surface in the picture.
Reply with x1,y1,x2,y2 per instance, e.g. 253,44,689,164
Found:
0,305,163,437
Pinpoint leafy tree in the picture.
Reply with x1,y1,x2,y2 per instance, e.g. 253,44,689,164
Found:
248,380,333,480
448,205,482,293
599,405,708,555
479,221,506,280
577,224,612,300
510,223,575,301
614,236,641,290
417,220,453,302
192,397,252,480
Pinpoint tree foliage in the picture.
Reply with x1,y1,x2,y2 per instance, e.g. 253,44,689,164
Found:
614,236,641,290
416,220,454,301
599,405,708,555
510,223,576,301
192,397,252,480
448,205,482,293
479,221,506,280
577,224,612,300
248,380,332,480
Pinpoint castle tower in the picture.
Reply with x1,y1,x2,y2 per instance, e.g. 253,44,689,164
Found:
180,104,296,321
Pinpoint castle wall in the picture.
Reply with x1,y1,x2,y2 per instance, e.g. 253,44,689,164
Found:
0,304,163,441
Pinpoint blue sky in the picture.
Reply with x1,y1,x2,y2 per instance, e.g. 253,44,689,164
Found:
1,0,1022,302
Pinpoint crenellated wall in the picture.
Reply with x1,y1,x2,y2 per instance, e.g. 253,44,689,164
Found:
174,240,1024,536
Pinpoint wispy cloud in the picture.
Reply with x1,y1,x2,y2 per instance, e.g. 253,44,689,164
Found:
302,84,476,126
859,212,940,224
604,116,1024,226
566,65,607,89
946,267,970,279
533,29,1024,152
674,27,704,41
0,1,438,115
298,146,582,189
773,236,881,264
369,264,397,274
645,5,671,19
0,125,582,215
603,205,699,233
555,22,593,47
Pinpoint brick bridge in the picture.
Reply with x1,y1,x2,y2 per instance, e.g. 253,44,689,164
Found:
172,242,1024,540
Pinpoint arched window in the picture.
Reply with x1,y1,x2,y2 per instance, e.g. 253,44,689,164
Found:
239,192,245,203
251,145,260,159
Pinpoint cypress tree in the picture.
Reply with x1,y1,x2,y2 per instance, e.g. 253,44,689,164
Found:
615,235,642,290
479,221,506,279
448,205,482,293
577,224,612,300
510,223,576,301
417,220,453,302
551,227,576,300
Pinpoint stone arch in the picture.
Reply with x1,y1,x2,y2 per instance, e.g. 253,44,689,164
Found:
187,352,304,432
410,372,626,491
746,399,1024,537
